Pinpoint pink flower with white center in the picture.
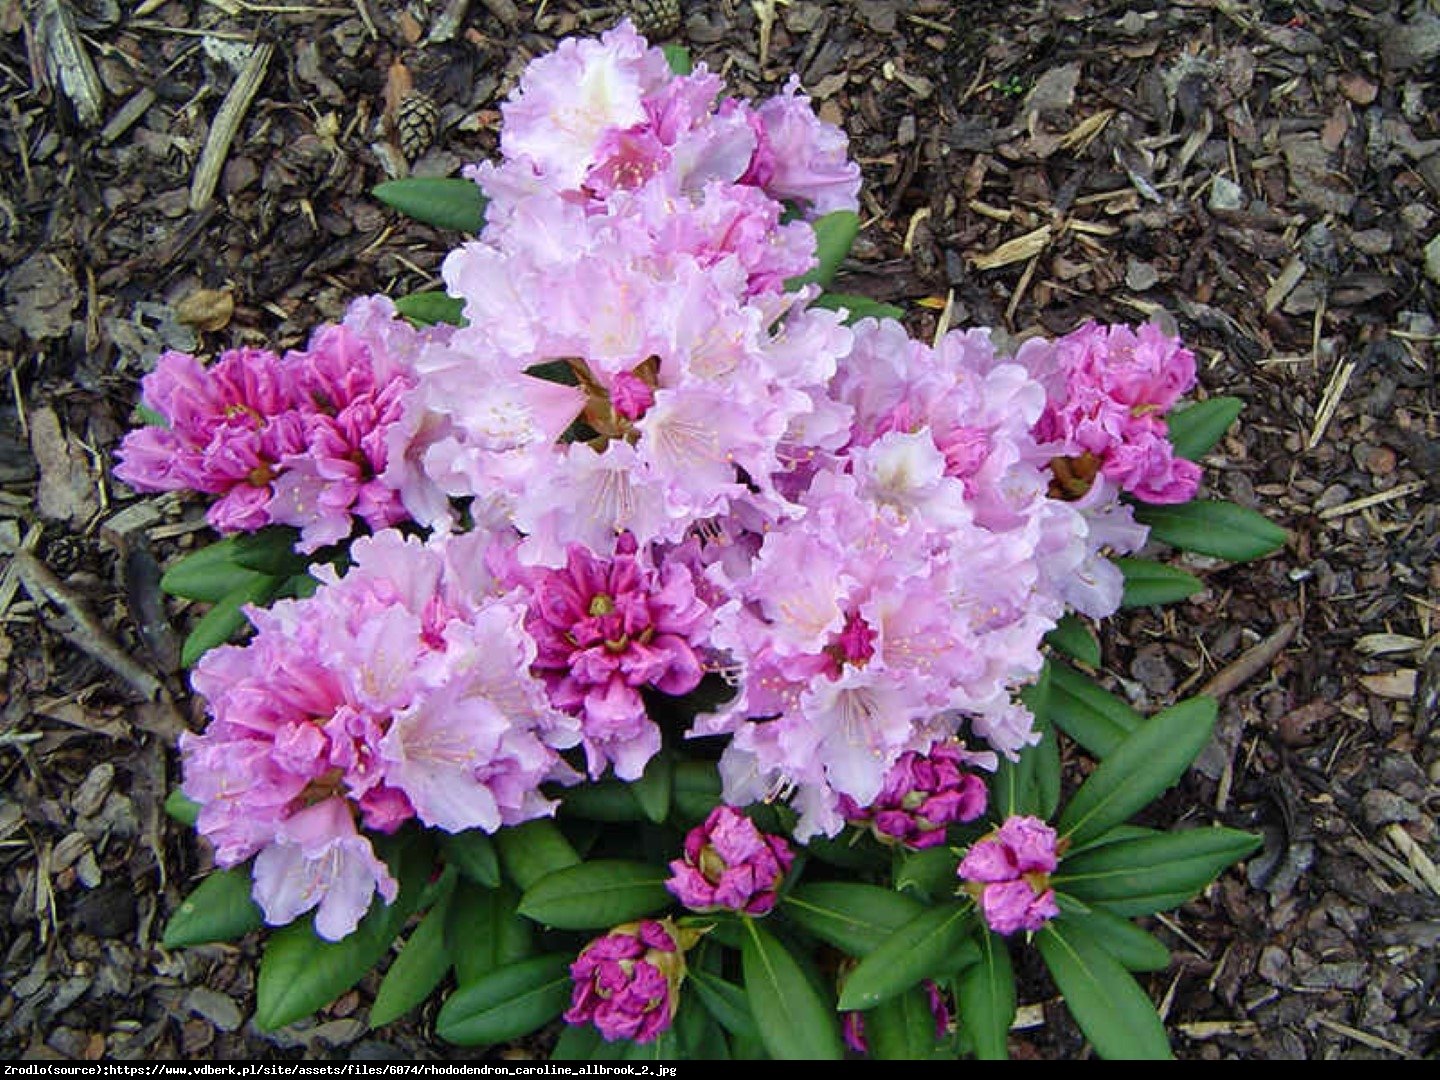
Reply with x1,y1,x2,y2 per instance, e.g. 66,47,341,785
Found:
522,534,710,780
958,815,1065,936
839,740,995,849
565,918,689,1045
251,797,398,942
666,805,793,915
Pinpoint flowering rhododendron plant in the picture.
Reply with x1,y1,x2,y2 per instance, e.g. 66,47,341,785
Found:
135,21,1286,1062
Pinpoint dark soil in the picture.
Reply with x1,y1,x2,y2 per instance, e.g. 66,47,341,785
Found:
2,0,1438,1062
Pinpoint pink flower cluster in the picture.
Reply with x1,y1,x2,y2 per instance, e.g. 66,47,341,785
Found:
115,298,441,553
666,805,793,915
838,740,995,849
957,816,1064,936
565,919,687,1044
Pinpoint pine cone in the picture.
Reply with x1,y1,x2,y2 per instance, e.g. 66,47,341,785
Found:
622,0,681,40
395,90,439,161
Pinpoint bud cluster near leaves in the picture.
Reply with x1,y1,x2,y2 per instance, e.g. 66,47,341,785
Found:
133,21,1284,1061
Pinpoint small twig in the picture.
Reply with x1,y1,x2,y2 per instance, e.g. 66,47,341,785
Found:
1316,480,1426,522
1306,356,1355,450
1312,1015,1412,1058
1383,824,1440,899
190,40,273,212
1199,619,1299,700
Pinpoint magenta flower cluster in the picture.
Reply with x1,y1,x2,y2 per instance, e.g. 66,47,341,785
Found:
958,816,1064,936
564,919,687,1045
117,21,1205,943
666,805,793,915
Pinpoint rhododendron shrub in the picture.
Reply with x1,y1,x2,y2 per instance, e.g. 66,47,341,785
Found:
136,22,1286,1062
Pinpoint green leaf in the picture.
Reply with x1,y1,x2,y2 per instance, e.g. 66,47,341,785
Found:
741,919,844,1060
135,403,168,427
551,1021,605,1060
865,984,949,1060
1114,557,1203,609
1035,922,1173,1060
160,538,270,602
442,830,500,888
496,819,581,891
677,993,731,1059
837,903,979,1012
672,760,724,824
180,575,277,668
786,210,859,291
661,44,692,75
687,967,759,1041
394,290,466,327
1040,661,1141,759
811,292,905,324
373,177,488,233
519,860,674,929
892,846,962,905
955,930,1015,1060
782,882,925,957
228,526,307,576
434,954,573,1047
1055,827,1263,917
1045,614,1101,667
1032,719,1062,821
164,789,200,828
253,837,433,1031
1167,396,1244,461
446,881,533,986
1053,900,1171,972
800,828,887,872
631,752,673,824
1133,500,1288,563
1057,696,1217,849
162,866,263,948
370,888,456,1027
561,780,647,823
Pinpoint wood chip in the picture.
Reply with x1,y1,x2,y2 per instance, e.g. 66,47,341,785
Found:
37,0,105,128
1200,619,1299,700
1354,633,1424,657
1358,670,1417,700
1316,480,1426,520
1265,256,1307,313
970,224,1053,271
190,41,274,212
1383,824,1440,898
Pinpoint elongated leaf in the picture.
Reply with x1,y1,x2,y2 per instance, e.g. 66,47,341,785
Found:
496,819,580,891
551,1021,605,1060
1167,396,1244,461
893,845,962,905
519,860,673,929
956,929,1014,1060
561,779,647,822
865,984,948,1060
989,738,1037,821
1045,614,1101,667
661,44,692,75
164,788,200,828
160,538,270,602
676,994,731,1060
394,290,466,327
811,292,905,323
837,903,979,1012
254,837,433,1031
180,575,277,667
1114,557,1203,608
1035,922,1173,1060
741,919,844,1060
1133,500,1288,563
687,967,759,1041
228,526,306,576
1057,697,1217,849
373,177,488,233
1053,900,1171,972
1054,827,1262,917
783,882,924,957
1041,661,1141,759
672,760,724,823
162,866,262,948
786,210,859,290
801,828,887,872
442,829,500,888
1032,719,1062,821
631,752,673,824
370,888,456,1027
446,881,533,986
435,954,573,1046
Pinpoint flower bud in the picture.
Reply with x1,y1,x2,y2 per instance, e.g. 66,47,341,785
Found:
839,741,993,849
564,917,693,1044
957,814,1063,936
666,804,793,915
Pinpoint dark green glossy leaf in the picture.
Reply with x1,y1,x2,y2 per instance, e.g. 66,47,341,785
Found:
180,575,277,668
442,829,501,888
370,887,456,1027
550,1021,605,1060
228,526,307,576
837,903,979,1012
162,866,262,948
434,954,573,1047
687,967,759,1041
892,846,962,905
1114,557,1203,609
865,984,949,1060
164,788,200,828
741,919,844,1060
496,819,580,891
1035,921,1173,1060
1055,827,1262,917
1133,500,1288,563
446,881,534,986
786,210,859,290
671,760,724,824
373,177,487,233
560,779,647,822
1045,613,1101,667
1057,697,1217,849
159,537,270,602
518,860,673,929
800,827,887,872
783,882,925,957
631,752,673,824
1053,899,1171,972
394,290,466,327
1040,661,1141,759
1032,718,1062,821
811,292,905,323
661,44,692,75
955,929,1014,1060
1167,396,1244,461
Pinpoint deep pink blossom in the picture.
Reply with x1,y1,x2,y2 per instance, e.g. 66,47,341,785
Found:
839,741,995,848
666,805,793,915
958,815,1063,936
564,919,687,1044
